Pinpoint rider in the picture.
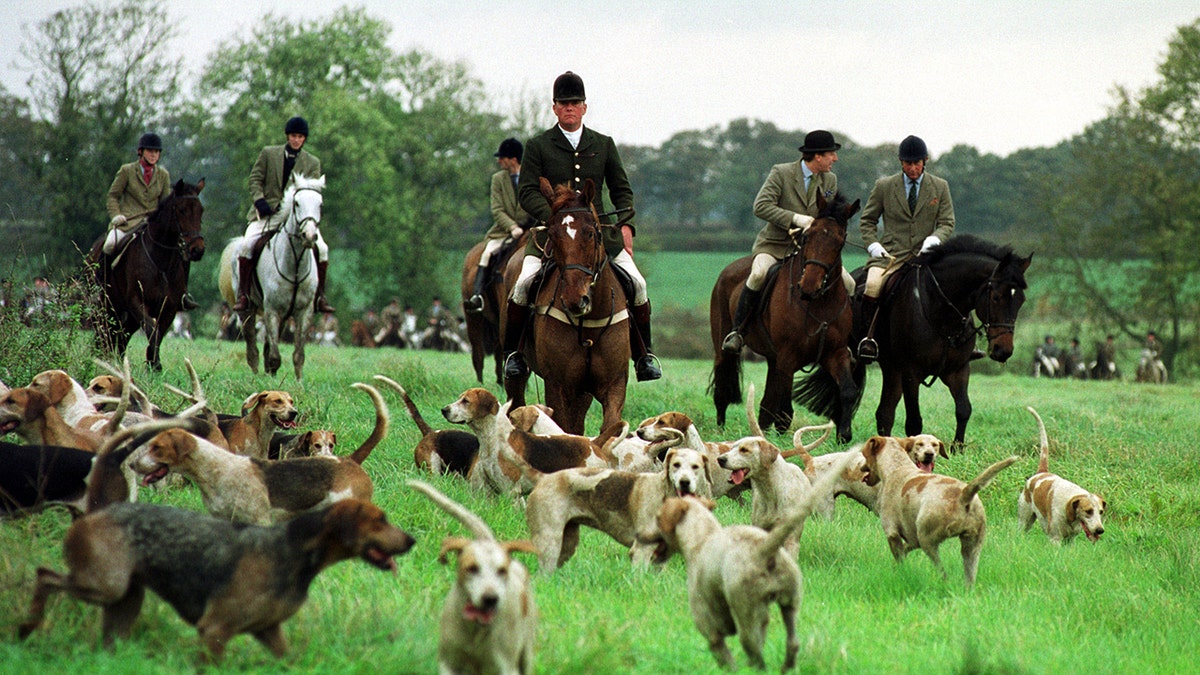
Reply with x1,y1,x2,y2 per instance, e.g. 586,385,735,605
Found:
722,129,849,353
232,116,334,313
856,135,956,362
465,137,533,313
104,133,198,310
502,71,661,383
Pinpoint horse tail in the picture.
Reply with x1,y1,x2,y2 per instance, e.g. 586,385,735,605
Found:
792,359,866,420
348,383,390,465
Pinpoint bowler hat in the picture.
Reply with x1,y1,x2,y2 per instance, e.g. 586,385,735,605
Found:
798,130,841,153
553,71,586,102
495,137,523,160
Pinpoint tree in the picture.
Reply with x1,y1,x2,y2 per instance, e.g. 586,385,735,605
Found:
19,0,182,273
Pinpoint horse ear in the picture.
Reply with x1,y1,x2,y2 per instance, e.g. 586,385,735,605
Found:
539,177,554,203
196,177,205,192
816,191,828,212
173,179,185,192
846,199,861,218
1020,253,1033,272
581,178,597,205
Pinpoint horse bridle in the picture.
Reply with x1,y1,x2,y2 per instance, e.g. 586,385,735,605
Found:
551,205,608,285
792,222,844,299
141,194,203,262
920,261,1017,345
280,187,322,246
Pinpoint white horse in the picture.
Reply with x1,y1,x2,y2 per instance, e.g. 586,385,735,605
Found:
219,174,325,381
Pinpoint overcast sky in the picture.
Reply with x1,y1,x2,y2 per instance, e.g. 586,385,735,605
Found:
3,1,1197,157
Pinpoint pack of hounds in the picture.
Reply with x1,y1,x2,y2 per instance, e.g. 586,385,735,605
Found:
1,361,1106,671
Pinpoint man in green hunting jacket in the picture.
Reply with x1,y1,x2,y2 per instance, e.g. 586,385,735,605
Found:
856,134,956,362
504,71,661,383
232,116,333,313
464,137,532,313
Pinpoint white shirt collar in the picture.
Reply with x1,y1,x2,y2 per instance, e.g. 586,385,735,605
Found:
559,125,584,149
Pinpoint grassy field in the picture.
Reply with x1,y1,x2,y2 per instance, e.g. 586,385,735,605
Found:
2,337,1199,673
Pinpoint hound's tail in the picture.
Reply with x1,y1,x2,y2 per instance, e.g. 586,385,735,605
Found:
85,414,204,513
756,450,860,561
959,456,1021,509
348,382,390,465
1027,406,1050,474
408,480,496,541
374,375,433,437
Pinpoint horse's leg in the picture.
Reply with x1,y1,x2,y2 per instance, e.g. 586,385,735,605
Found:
900,371,924,437
262,311,282,376
942,367,972,450
711,350,742,428
875,365,903,437
292,309,311,381
242,312,260,374
824,347,858,444
144,311,168,373
759,357,795,434
465,313,486,384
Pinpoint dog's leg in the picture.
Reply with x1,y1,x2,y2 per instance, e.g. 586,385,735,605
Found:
101,584,145,646
253,625,289,657
733,603,770,670
919,541,948,579
780,598,800,671
558,523,582,570
960,534,983,587
18,567,68,639
886,531,908,562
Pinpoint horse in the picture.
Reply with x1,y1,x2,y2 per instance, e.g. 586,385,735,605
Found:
219,174,324,381
460,233,527,384
798,235,1031,449
501,178,629,436
710,193,861,442
92,178,205,371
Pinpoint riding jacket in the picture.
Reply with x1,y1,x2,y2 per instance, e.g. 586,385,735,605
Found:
859,171,955,270
245,145,322,223
751,161,838,259
488,169,530,240
107,161,171,232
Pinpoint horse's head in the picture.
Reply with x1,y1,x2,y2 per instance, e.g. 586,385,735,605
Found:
166,178,205,261
283,174,325,248
795,193,858,300
540,177,604,318
976,249,1032,362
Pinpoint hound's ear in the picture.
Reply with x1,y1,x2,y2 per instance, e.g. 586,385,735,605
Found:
503,540,537,556
898,436,914,453
300,431,314,444
1095,494,1107,515
1065,495,1081,524
331,432,337,445
937,439,949,459
701,454,713,488
662,448,677,466
759,440,779,468
438,536,471,565
242,392,263,415
862,436,883,460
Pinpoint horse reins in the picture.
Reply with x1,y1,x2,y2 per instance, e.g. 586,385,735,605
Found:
918,260,1015,346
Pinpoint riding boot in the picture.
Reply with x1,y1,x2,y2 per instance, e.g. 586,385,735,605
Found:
857,296,881,363
464,264,488,313
232,256,253,311
313,260,336,313
503,300,532,381
630,302,662,382
722,286,761,353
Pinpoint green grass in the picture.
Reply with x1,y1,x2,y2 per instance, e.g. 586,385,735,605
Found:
2,336,1199,673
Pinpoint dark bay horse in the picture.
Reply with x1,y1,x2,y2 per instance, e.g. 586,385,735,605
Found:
460,232,527,384
798,235,1031,448
711,193,861,441
93,179,205,371
501,178,629,435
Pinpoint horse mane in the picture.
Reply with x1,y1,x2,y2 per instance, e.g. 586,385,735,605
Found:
917,234,1013,265
548,183,585,214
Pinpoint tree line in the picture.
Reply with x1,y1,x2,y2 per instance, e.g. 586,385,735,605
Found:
0,2,1196,372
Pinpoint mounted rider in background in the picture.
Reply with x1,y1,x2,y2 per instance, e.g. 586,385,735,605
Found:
465,137,533,313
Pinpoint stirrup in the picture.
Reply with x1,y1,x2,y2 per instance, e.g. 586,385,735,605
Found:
464,294,484,313
314,296,336,313
504,352,529,381
181,293,199,311
857,337,879,362
635,354,662,382
721,330,744,354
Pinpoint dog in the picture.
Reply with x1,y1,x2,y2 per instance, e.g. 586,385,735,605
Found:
409,480,537,675
1019,407,1105,543
861,435,1019,586
1,441,101,516
505,424,622,476
375,375,479,476
441,387,523,495
132,384,386,524
902,433,947,472
515,428,712,572
717,436,815,553
28,369,96,427
0,386,108,450
271,429,338,459
639,452,858,671
218,390,299,459
20,421,414,662
507,403,562,435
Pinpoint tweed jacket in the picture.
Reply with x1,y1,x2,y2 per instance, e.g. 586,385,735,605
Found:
859,171,955,269
751,160,838,259
245,145,322,222
517,125,634,257
487,169,529,240
106,161,172,232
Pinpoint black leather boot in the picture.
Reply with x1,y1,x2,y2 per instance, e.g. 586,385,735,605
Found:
722,286,761,353
464,264,487,313
503,300,531,381
630,302,662,382
313,260,335,313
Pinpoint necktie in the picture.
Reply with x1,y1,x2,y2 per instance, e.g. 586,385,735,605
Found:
806,175,816,198
908,180,918,212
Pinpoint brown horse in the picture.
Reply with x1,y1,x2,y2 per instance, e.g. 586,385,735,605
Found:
93,179,205,371
501,178,629,435
711,193,860,441
460,233,527,384
797,235,1031,449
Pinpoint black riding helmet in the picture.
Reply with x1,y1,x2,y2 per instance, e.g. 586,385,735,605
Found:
137,132,163,151
898,135,928,162
285,116,309,137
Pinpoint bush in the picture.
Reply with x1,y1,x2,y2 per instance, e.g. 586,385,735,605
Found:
0,275,98,385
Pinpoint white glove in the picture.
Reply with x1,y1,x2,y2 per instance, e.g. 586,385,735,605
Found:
510,226,523,239
920,235,941,254
109,214,127,228
789,213,814,234
868,242,887,258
